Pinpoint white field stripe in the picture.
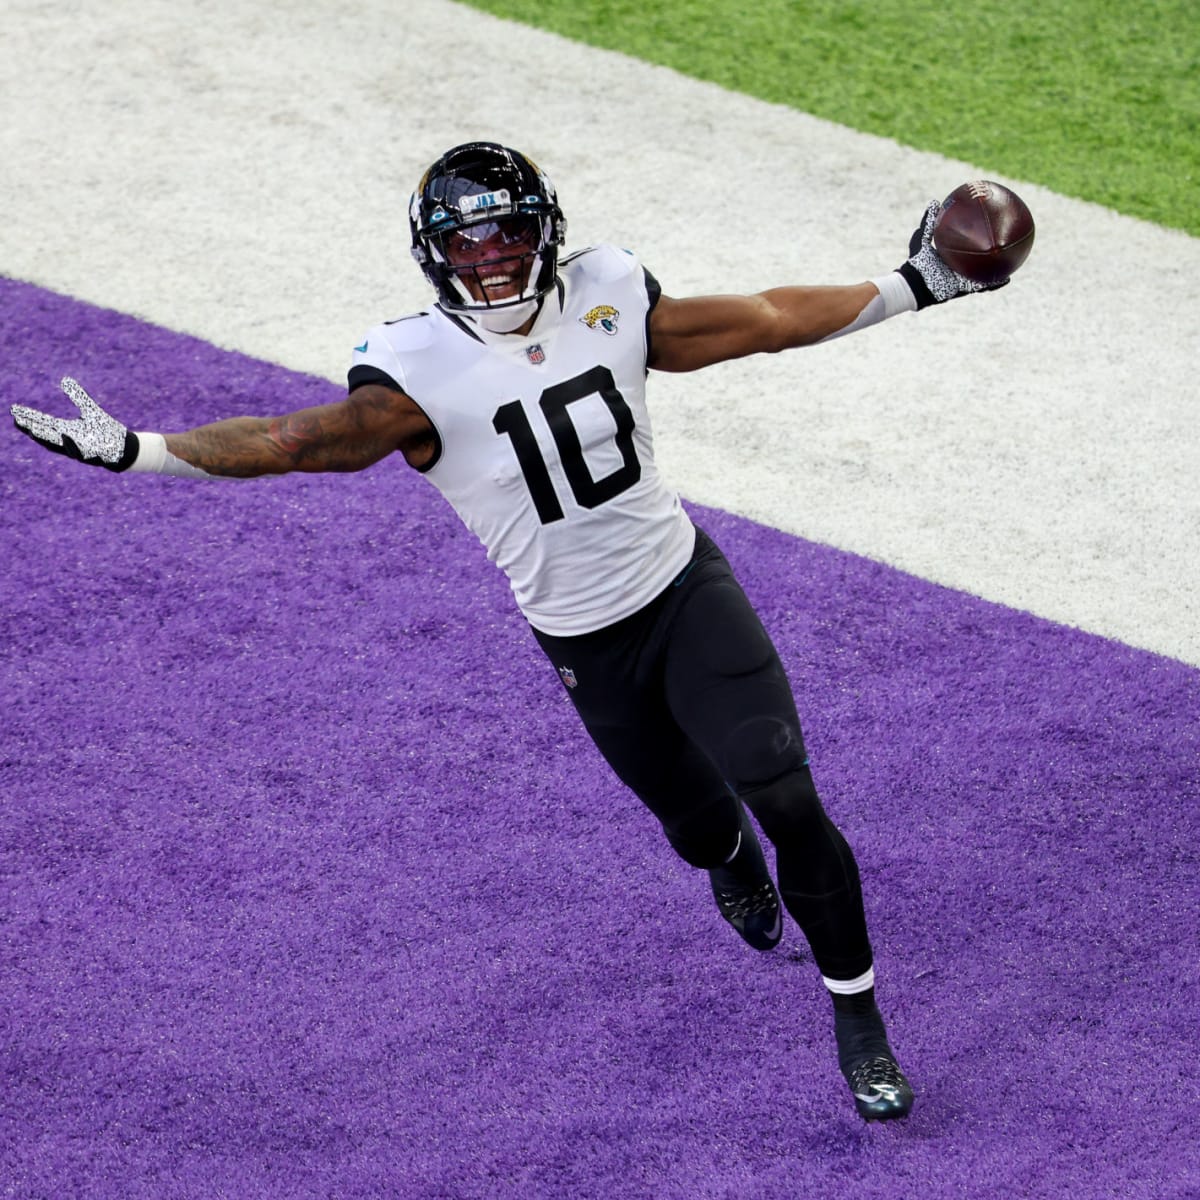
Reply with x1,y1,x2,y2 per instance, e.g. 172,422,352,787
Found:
3,0,1198,665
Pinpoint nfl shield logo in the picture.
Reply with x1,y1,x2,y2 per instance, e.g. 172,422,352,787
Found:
525,343,546,365
558,665,577,688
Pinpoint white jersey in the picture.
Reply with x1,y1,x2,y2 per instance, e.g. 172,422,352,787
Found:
350,244,695,636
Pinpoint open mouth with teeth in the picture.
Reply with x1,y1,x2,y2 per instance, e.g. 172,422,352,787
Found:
455,257,531,306
479,269,520,293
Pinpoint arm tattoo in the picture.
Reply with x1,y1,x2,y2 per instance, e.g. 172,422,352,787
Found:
267,412,328,457
266,405,395,471
165,390,415,476
165,418,287,477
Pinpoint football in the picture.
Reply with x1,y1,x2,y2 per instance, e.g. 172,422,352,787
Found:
932,181,1035,285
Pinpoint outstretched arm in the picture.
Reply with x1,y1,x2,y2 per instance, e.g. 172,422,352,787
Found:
162,385,430,476
648,282,883,373
12,380,434,477
648,200,1003,374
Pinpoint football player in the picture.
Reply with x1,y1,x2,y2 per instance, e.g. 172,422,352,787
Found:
11,141,1005,1122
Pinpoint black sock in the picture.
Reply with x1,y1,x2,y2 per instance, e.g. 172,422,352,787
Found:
830,985,878,1018
831,988,894,1076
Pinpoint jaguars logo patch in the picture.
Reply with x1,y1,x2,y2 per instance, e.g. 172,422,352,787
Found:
580,305,620,336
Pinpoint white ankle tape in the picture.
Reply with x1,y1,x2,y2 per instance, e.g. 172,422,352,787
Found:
823,968,876,995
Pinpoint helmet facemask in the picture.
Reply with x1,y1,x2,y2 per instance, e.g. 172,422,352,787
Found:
410,144,566,328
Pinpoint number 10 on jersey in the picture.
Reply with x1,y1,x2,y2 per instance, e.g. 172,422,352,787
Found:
491,365,642,524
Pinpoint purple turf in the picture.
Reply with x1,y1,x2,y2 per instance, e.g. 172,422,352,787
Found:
2,276,1197,1198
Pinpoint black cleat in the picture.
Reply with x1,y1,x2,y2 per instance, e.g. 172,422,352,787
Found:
708,808,782,951
845,1054,914,1122
835,1006,914,1122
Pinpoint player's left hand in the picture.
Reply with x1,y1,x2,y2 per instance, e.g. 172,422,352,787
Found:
897,202,1008,309
11,377,140,471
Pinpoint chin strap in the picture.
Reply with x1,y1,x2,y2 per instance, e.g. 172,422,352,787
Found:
468,294,545,334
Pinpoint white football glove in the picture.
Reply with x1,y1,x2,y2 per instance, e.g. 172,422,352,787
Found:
898,201,1008,309
11,377,140,471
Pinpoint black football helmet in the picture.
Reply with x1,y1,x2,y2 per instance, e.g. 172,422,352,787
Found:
409,142,566,315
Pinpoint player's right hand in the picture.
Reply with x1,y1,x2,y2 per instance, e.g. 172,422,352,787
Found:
11,377,140,471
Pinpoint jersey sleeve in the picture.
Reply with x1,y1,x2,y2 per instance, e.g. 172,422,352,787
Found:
348,362,403,393
642,266,662,310
642,266,661,363
346,313,436,394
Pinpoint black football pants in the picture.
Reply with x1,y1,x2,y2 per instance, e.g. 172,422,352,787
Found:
531,525,873,982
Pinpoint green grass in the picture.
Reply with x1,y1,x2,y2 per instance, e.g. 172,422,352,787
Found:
459,0,1200,236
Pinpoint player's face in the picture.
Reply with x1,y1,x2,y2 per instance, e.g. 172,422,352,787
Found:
444,216,539,303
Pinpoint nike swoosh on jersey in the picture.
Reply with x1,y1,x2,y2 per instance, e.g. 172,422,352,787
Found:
354,340,368,352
